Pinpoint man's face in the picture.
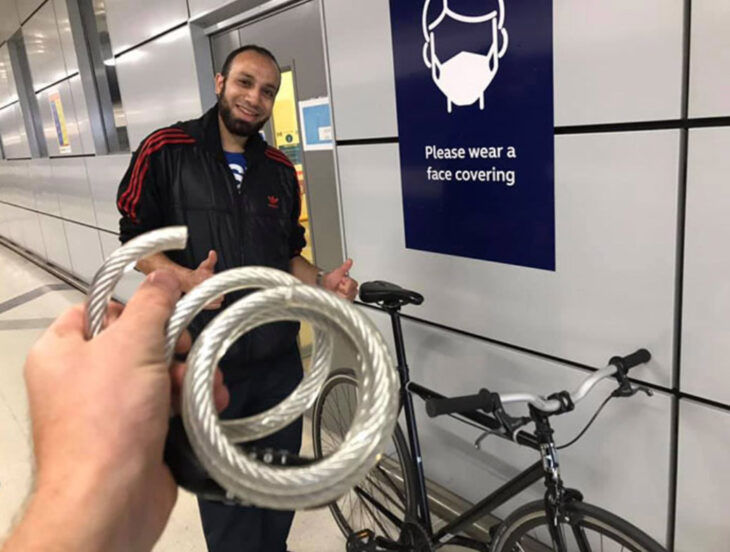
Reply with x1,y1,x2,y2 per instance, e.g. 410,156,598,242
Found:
215,50,281,138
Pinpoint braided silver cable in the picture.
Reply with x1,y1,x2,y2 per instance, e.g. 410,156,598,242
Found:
84,226,188,339
183,284,399,509
165,267,335,443
84,226,400,510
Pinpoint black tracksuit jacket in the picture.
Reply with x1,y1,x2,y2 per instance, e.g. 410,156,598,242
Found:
116,105,306,368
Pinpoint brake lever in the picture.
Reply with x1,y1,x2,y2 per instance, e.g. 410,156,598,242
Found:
612,381,654,399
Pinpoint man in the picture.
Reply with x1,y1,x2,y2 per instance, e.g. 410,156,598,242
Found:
2,271,229,552
116,45,357,552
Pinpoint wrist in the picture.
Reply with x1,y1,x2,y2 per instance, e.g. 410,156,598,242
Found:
315,269,325,288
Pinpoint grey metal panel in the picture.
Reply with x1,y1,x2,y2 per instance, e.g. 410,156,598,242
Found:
689,0,730,117
681,128,730,405
337,131,680,388
21,209,46,256
68,74,94,154
63,219,103,281
52,0,78,76
98,230,145,301
15,0,43,23
28,157,59,214
115,25,203,149
210,28,240,74
0,102,31,158
0,0,21,44
35,79,83,156
0,44,19,109
104,0,188,55
676,400,730,550
322,0,398,140
23,1,69,91
237,1,325,100
85,153,130,232
554,0,683,125
51,156,96,226
7,157,31,208
38,212,71,269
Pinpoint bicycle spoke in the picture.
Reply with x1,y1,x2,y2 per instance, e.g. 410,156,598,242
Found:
572,522,593,552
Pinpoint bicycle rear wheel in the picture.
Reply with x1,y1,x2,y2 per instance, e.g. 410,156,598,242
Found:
490,500,666,552
312,368,417,542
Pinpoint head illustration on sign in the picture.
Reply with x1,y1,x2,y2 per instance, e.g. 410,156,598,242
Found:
422,0,509,113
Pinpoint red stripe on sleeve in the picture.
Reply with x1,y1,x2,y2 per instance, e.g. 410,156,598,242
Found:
118,128,190,215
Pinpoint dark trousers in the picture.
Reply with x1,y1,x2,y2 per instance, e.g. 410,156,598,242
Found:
198,347,303,552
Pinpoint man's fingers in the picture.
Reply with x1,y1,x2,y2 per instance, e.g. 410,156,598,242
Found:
329,258,354,282
174,330,192,354
170,362,229,413
203,295,224,310
197,250,218,272
117,270,182,340
47,304,86,341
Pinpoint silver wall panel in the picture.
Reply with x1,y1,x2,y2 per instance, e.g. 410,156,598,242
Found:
36,80,86,156
51,0,78,76
338,131,679,388
98,231,145,302
23,1,68,91
20,208,45,256
364,308,670,545
15,0,43,24
210,28,239,74
0,0,20,44
6,157,31,208
63,220,102,281
38,212,71,269
322,0,398,141
50,156,96,226
0,102,31,158
688,0,730,117
554,0,683,125
115,25,203,150
675,400,730,551
0,44,19,109
85,153,130,232
29,157,60,215
1,203,22,244
68,74,94,154
681,128,730,405
104,0,188,55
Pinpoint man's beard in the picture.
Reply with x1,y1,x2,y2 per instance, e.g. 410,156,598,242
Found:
218,92,266,138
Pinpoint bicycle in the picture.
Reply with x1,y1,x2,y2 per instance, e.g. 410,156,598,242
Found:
311,280,667,552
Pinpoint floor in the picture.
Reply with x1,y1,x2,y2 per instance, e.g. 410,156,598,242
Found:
0,244,472,551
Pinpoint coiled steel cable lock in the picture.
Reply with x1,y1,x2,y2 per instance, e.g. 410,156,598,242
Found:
83,226,399,510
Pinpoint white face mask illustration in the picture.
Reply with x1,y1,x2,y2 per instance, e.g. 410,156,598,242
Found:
422,0,509,113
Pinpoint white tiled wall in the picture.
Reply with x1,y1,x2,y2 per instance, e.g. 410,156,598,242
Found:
689,0,730,118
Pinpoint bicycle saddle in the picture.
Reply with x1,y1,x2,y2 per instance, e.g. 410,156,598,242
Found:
359,281,424,307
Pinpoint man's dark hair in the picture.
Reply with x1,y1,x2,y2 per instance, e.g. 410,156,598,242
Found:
220,45,280,77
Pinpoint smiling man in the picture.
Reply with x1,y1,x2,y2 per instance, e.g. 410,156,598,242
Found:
116,45,357,552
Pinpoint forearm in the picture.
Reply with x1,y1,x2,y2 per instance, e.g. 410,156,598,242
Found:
136,253,193,291
3,478,108,551
289,255,320,286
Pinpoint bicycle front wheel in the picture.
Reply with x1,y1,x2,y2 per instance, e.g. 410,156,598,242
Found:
490,500,666,552
312,368,417,542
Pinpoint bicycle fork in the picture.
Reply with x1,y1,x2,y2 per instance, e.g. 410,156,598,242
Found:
533,408,581,552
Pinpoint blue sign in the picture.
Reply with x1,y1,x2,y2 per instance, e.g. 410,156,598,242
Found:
389,0,555,271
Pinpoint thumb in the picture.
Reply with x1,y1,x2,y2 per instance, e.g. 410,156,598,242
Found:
198,250,217,271
328,259,353,281
115,270,181,346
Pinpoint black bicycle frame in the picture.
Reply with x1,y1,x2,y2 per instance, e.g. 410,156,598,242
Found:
385,307,557,549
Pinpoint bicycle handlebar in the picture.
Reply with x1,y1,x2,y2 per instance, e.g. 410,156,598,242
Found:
425,349,651,418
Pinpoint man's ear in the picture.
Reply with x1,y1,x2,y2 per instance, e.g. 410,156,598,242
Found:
214,73,225,95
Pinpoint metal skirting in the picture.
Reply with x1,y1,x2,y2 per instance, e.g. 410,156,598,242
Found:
0,237,89,294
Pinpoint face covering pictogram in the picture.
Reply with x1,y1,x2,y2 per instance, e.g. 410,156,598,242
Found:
422,0,509,113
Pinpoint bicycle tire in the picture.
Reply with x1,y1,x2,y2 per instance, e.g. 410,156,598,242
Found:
490,499,666,552
312,368,418,542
